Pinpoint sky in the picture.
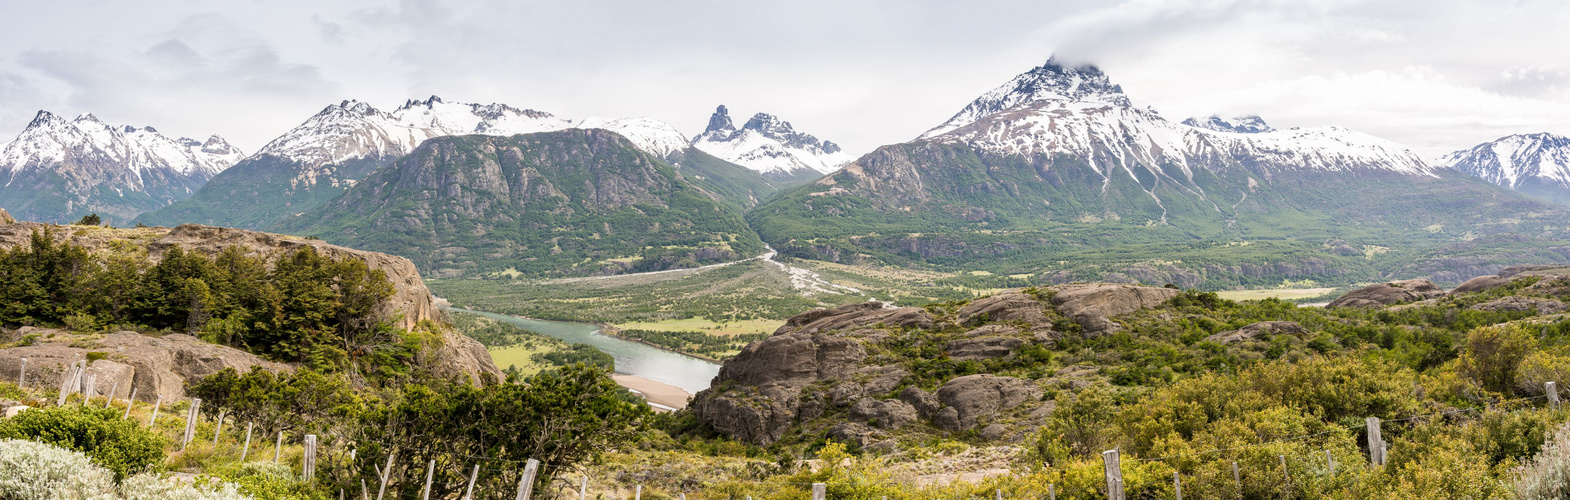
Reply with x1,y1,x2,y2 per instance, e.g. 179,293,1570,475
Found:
0,0,1567,159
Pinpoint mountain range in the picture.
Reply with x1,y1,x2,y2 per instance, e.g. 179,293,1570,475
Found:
0,111,242,223
748,59,1570,287
5,58,1570,285
1439,132,1570,204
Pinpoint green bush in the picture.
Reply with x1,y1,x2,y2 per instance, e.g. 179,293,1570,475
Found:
0,405,165,479
1459,324,1537,393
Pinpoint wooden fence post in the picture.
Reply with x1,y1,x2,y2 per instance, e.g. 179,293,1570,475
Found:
212,410,227,444
122,389,136,420
181,398,202,449
462,464,480,500
16,357,24,387
634,484,641,500
104,379,118,408
515,458,539,500
1366,417,1384,465
361,479,369,500
303,434,317,481
1548,381,1560,410
1174,472,1182,500
1231,461,1240,498
82,373,96,405
1325,449,1336,476
421,460,435,500
148,396,161,427
1279,455,1289,487
376,451,396,500
1049,484,1056,500
1101,449,1125,500
240,422,254,461
811,483,826,500
274,432,284,463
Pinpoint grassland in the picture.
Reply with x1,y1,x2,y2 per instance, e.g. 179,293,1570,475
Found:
1214,287,1339,302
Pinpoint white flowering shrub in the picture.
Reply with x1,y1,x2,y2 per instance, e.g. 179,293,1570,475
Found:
1516,422,1570,499
119,474,250,500
0,438,116,499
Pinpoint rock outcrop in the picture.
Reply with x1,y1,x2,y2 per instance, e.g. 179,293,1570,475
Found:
0,329,288,403
1205,321,1308,344
691,284,1178,445
1328,279,1446,308
1471,296,1568,315
1051,284,1181,335
0,222,439,330
1452,275,1513,294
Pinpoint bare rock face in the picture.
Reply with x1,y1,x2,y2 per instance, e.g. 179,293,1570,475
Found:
1471,296,1568,315
1050,284,1181,335
1205,321,1308,344
689,331,870,444
425,331,504,385
1328,279,1446,308
773,302,933,335
1452,275,1513,294
934,374,1042,431
0,329,288,403
958,293,1052,326
946,337,1025,360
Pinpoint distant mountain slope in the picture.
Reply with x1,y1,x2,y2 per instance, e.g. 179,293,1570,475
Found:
749,59,1570,287
1440,133,1570,204
136,97,774,229
0,111,242,223
276,129,765,278
691,105,849,185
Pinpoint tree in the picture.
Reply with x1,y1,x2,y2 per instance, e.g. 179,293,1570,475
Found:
74,214,100,226
355,364,651,498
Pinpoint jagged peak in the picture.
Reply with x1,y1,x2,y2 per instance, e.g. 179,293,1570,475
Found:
1182,115,1274,134
317,99,381,118
919,56,1132,139
742,113,794,135
73,113,104,124
397,95,446,111
703,105,735,135
26,110,64,128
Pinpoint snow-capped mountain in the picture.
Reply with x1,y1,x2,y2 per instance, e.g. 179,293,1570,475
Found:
919,59,1434,177
691,105,851,182
0,111,243,223
573,116,691,160
1181,115,1274,134
1439,133,1570,203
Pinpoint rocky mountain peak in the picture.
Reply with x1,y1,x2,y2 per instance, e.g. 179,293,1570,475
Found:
399,95,445,110
26,110,64,129
73,113,104,125
1441,132,1570,199
1182,115,1274,134
704,105,736,135
920,57,1131,139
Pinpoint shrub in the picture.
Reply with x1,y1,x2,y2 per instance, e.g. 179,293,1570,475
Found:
1458,324,1537,394
1516,422,1570,500
119,473,250,500
0,405,165,479
205,461,324,500
1517,350,1570,396
0,439,116,499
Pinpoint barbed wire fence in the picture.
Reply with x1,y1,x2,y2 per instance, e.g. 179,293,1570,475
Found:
17,358,1570,499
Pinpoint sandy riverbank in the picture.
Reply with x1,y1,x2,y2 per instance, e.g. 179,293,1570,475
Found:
612,374,693,411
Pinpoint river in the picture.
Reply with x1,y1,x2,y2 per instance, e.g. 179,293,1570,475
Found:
448,308,722,396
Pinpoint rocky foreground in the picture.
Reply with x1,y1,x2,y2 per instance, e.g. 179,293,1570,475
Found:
0,214,501,403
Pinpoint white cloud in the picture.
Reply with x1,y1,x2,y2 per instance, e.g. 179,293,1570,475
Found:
0,0,1566,159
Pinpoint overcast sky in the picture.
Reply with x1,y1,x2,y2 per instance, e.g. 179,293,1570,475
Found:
1,0,1567,158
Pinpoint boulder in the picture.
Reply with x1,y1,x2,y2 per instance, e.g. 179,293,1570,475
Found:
828,422,884,447
1050,284,1181,336
899,386,943,417
945,337,1025,361
957,293,1052,326
424,331,504,385
1471,296,1568,315
1328,279,1446,308
1205,321,1308,344
0,330,289,403
774,302,933,335
1452,275,1512,294
849,397,919,430
827,365,908,404
934,374,1042,431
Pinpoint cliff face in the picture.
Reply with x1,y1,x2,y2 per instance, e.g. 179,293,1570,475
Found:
0,219,438,331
